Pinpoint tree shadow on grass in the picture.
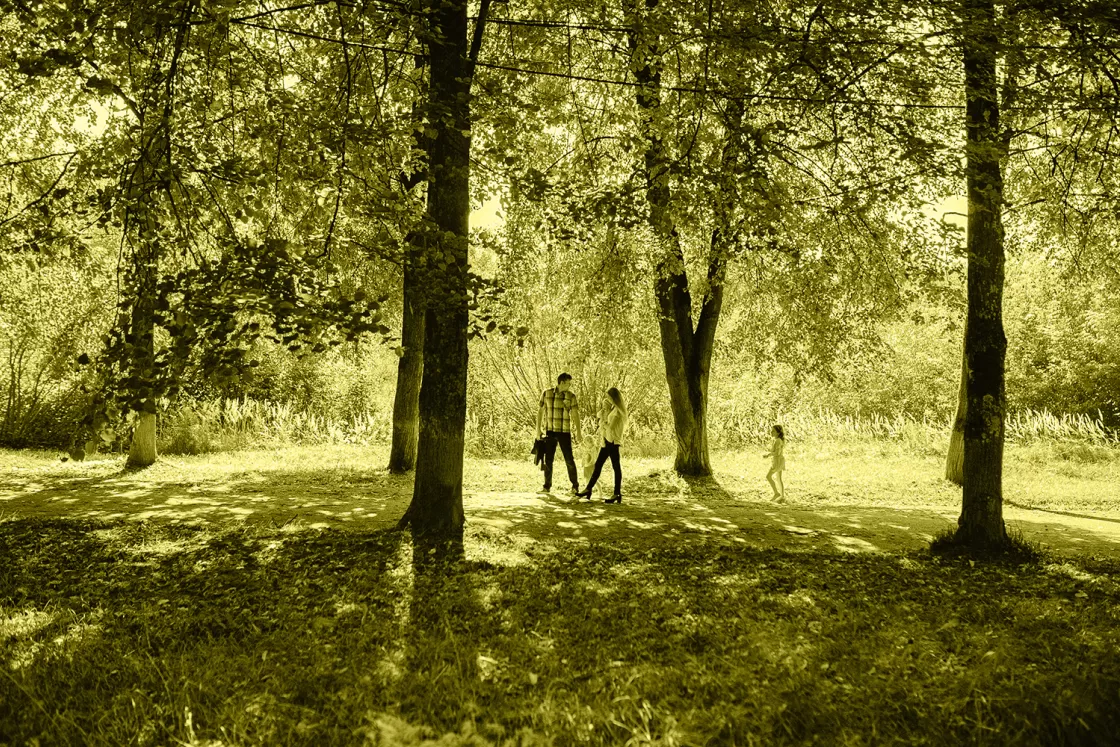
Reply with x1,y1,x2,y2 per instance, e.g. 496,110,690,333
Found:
0,518,411,745
1006,500,1120,524
6,455,1120,559
2,518,1120,745
0,463,415,528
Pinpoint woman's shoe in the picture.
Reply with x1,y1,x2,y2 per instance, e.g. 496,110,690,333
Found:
604,494,622,504
575,488,592,499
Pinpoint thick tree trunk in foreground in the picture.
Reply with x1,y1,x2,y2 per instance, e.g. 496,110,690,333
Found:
628,0,723,476
945,343,967,484
397,0,472,542
129,412,158,466
956,0,1009,547
388,240,425,473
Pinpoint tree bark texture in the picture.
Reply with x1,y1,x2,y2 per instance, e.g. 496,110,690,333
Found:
956,0,1009,547
388,50,432,475
398,0,472,541
628,0,725,476
945,340,967,484
125,82,172,468
123,6,192,468
388,236,425,473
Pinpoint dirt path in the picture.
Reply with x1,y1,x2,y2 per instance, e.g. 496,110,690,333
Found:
3,450,1120,558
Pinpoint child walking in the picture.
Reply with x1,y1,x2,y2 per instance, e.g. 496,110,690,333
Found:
765,424,785,500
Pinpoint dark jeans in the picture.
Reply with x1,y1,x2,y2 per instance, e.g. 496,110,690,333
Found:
585,439,622,495
543,431,579,491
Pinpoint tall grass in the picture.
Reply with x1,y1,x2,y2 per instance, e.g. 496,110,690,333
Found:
156,398,1118,459
720,407,1116,448
159,398,391,456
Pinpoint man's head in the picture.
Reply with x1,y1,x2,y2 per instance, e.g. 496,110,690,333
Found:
557,372,573,392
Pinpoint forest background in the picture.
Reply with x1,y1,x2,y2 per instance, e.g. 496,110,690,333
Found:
1,0,1118,462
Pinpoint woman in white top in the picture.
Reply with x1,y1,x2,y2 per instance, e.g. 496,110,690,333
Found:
765,424,786,500
575,387,628,503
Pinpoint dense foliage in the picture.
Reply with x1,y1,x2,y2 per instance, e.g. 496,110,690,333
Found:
2,0,1119,454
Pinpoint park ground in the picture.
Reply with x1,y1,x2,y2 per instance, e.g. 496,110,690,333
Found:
2,442,1119,745
3,442,1120,557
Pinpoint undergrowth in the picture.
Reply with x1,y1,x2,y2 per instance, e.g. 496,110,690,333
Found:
151,400,1119,461
1,520,1118,746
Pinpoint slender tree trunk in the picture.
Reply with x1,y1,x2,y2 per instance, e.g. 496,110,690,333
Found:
945,339,967,484
125,108,168,469
123,6,192,468
388,49,431,475
398,0,472,542
956,0,1008,547
388,237,425,473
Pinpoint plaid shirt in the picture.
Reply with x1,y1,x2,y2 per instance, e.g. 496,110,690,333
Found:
539,388,578,433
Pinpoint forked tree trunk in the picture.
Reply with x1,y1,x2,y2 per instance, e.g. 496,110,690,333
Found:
388,239,425,473
397,0,472,542
628,0,728,476
956,0,1008,548
945,342,967,484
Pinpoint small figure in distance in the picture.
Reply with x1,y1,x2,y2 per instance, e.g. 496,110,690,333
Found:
536,372,583,495
576,387,628,504
766,424,786,501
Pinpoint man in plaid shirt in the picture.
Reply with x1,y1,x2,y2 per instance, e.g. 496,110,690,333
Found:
536,372,583,494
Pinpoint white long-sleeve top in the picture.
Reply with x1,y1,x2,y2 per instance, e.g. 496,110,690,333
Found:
601,406,629,446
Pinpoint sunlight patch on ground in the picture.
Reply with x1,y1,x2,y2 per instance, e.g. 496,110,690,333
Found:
620,519,661,530
474,517,514,530
3,609,103,670
254,540,285,565
1044,562,1098,583
831,535,881,553
127,536,210,557
0,607,55,642
784,589,816,608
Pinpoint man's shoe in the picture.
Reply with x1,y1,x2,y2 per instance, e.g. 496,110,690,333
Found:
540,485,552,493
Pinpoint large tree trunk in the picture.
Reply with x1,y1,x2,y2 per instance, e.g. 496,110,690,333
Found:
955,0,1008,548
397,0,472,542
628,0,723,476
388,237,425,473
945,340,967,484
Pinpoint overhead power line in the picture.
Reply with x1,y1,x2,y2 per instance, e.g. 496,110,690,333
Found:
229,20,1119,113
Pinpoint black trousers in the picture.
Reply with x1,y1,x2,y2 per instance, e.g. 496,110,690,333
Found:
543,431,579,491
585,439,622,495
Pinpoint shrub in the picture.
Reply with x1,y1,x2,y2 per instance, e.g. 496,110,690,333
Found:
0,255,113,448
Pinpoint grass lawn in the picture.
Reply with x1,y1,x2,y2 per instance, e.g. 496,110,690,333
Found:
2,442,1119,745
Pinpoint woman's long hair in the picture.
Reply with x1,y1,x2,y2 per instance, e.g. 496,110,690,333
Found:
773,424,785,440
607,387,626,413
